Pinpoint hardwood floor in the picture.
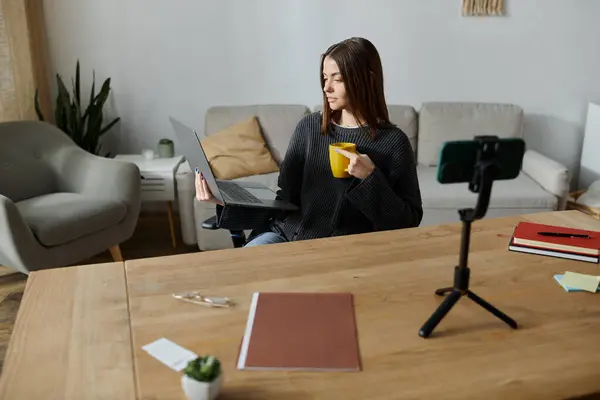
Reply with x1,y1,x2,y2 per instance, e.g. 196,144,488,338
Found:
0,212,199,372
0,272,26,373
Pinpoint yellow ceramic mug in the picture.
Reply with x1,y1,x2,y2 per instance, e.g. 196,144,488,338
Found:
329,142,357,178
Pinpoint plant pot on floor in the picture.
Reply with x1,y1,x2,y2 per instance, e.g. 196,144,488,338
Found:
181,355,222,400
181,373,222,400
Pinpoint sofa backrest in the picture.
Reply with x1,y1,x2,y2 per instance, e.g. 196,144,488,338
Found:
417,102,524,166
388,105,418,155
203,102,524,169
312,104,419,155
0,121,58,202
204,105,311,165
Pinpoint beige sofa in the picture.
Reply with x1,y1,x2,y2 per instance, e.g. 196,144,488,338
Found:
178,102,570,251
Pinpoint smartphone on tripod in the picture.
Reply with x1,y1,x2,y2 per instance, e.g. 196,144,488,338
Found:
436,136,525,185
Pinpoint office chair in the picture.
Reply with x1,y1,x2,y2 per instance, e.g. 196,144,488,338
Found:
201,204,275,249
201,215,247,248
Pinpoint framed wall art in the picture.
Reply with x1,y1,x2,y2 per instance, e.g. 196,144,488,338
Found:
462,0,505,16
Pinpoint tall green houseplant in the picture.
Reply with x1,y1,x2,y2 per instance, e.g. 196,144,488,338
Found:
34,60,120,156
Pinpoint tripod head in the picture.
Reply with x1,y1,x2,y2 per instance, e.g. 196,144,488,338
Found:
463,136,502,222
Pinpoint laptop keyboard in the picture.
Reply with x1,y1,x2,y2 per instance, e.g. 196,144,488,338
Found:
218,181,263,204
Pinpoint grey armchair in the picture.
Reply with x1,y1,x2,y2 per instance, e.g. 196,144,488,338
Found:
0,120,141,274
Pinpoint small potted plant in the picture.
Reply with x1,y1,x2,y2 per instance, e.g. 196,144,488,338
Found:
181,355,223,400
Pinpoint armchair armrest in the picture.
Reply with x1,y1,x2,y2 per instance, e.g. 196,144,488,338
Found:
0,195,40,273
522,149,570,210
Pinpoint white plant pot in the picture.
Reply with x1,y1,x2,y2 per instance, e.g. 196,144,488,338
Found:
181,373,223,400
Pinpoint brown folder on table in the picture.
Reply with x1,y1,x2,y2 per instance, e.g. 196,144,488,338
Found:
236,292,361,371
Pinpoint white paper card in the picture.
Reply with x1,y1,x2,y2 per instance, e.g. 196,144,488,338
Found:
142,337,198,371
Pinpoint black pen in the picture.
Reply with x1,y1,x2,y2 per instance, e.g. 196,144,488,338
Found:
537,231,592,239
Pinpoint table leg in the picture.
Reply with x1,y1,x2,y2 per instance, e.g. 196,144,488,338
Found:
167,201,177,248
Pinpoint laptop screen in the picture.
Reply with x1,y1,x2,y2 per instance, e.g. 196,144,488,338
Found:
168,116,224,204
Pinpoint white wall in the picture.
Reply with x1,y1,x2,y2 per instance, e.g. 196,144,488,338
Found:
42,0,600,188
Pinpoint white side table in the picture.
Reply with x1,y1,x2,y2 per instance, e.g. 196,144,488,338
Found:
115,154,185,248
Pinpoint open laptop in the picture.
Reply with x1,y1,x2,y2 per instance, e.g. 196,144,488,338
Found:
169,117,298,211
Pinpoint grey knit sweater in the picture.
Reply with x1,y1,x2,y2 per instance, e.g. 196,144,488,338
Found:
268,111,423,242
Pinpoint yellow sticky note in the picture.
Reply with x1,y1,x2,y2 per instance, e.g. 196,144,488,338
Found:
561,271,600,293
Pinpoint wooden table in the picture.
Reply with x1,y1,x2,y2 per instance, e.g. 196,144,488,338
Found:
1,211,600,399
0,261,136,399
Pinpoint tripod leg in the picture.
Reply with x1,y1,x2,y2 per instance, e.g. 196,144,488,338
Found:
419,289,462,338
466,291,518,329
434,287,454,296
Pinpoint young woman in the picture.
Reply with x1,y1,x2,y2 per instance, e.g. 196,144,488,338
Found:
196,37,423,247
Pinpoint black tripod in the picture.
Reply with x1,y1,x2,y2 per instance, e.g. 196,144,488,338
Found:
419,136,519,338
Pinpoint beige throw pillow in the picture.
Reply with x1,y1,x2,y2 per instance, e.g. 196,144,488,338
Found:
200,116,279,180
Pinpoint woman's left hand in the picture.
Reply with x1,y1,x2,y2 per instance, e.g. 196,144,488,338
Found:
335,148,376,179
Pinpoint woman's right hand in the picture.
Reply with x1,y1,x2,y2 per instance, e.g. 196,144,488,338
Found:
194,168,222,205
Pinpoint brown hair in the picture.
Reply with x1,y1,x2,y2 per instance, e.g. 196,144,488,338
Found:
320,37,393,139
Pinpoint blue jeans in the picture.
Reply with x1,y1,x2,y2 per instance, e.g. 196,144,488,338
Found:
244,231,288,247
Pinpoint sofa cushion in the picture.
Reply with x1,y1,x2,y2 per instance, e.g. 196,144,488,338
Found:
417,102,524,166
204,105,310,165
16,193,127,246
200,116,279,180
417,165,558,210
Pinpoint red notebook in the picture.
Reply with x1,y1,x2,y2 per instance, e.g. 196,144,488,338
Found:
512,222,600,255
236,292,361,371
509,222,600,263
